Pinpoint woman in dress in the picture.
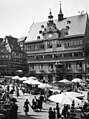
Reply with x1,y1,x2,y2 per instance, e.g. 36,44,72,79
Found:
23,99,31,115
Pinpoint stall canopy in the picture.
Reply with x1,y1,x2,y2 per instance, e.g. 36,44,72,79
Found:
23,79,41,85
58,79,71,83
12,76,20,80
38,83,53,89
48,92,83,107
28,76,38,80
71,78,85,83
19,77,28,81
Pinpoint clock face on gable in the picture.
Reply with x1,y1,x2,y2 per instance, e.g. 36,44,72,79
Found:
48,34,53,38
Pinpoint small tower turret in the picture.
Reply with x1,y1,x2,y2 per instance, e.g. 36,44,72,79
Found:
48,8,53,23
58,1,64,21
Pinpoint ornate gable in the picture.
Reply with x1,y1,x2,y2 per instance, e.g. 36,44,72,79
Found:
38,9,61,40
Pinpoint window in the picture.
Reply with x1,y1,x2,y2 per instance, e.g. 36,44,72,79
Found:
64,53,67,57
68,53,72,57
39,64,43,69
47,41,52,48
80,39,83,45
2,55,4,58
74,41,77,45
30,64,34,70
63,53,72,58
27,46,31,51
70,41,73,46
49,64,53,69
75,62,82,68
28,56,34,60
74,52,83,57
56,41,62,47
66,42,70,47
36,55,43,60
6,55,8,58
1,50,3,53
44,55,52,59
39,44,45,49
66,62,71,69
74,52,78,57
54,54,62,58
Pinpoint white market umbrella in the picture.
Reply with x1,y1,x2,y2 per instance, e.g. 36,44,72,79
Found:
23,79,41,85
71,78,83,83
59,79,71,83
38,83,53,89
19,77,28,81
28,76,37,80
65,91,85,98
16,70,23,73
48,92,82,107
12,75,20,80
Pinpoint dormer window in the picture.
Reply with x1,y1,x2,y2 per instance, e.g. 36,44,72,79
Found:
44,28,46,31
67,20,71,24
1,50,3,53
39,30,42,34
41,25,44,29
37,36,41,39
66,26,70,30
65,32,68,35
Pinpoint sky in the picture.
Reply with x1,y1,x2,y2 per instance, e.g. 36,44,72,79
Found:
0,0,89,38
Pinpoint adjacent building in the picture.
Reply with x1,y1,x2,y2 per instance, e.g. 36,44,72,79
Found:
18,36,27,51
0,35,28,76
25,5,89,82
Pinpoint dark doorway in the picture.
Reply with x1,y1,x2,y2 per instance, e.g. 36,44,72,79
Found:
48,75,52,83
38,75,43,80
66,75,73,81
77,75,82,79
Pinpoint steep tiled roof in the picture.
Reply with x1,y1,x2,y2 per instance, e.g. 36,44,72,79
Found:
0,42,9,54
26,13,88,43
18,36,27,42
5,36,23,52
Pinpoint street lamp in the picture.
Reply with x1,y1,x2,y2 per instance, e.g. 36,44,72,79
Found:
55,61,64,81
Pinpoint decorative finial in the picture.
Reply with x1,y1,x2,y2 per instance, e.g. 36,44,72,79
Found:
58,0,63,21
49,8,52,15
60,1,62,14
48,8,53,20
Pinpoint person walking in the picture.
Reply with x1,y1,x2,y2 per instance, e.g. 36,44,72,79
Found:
48,107,55,119
9,102,18,119
56,103,61,119
23,99,31,115
32,96,38,111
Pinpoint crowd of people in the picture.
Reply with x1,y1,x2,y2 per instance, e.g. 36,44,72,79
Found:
0,83,18,119
48,103,70,119
0,77,89,119
23,94,44,115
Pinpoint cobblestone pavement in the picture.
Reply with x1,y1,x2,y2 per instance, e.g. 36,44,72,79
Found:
14,90,56,119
